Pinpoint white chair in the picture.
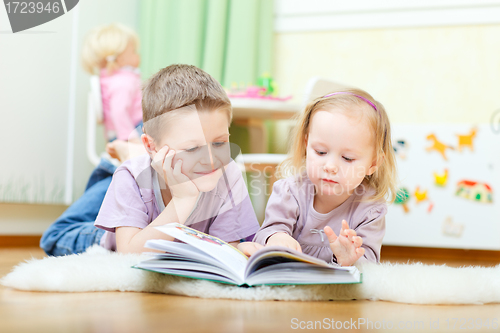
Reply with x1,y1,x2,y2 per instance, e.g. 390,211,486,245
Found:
87,75,121,168
239,77,348,191
302,76,348,107
86,75,104,167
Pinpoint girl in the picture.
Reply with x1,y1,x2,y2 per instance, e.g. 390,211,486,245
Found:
82,23,144,160
239,89,397,266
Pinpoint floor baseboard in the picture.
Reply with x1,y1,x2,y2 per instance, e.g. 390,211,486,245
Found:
0,235,42,248
381,245,500,263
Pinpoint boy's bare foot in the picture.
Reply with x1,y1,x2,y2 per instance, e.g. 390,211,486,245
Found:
106,140,129,162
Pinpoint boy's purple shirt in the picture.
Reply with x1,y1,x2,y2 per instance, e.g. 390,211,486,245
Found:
253,174,387,264
95,154,260,251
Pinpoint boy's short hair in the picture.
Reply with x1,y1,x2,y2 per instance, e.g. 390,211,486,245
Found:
142,64,232,141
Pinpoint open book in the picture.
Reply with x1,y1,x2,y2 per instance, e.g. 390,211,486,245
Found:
133,223,361,287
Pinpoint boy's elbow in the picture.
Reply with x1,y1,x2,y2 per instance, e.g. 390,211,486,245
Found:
115,226,144,254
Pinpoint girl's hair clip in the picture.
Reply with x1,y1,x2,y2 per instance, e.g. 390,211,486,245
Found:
105,55,117,63
322,92,378,112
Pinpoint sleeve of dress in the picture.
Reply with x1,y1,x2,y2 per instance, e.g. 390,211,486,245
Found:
108,76,138,141
252,179,300,245
353,202,387,264
94,169,150,232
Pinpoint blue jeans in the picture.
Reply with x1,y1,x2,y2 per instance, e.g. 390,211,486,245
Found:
40,158,117,256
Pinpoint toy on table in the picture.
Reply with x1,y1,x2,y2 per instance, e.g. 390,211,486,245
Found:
227,73,292,101
257,72,275,95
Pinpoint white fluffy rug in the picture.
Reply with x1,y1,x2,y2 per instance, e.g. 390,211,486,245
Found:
2,245,500,305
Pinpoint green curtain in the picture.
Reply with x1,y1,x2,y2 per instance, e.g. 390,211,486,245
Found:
139,0,273,87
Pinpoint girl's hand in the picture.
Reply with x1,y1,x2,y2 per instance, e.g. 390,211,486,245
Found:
151,145,199,200
266,232,302,252
324,220,365,266
237,242,264,257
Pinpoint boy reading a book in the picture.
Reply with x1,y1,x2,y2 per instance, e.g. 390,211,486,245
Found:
94,64,260,253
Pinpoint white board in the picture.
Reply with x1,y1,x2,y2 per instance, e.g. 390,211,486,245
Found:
385,123,500,250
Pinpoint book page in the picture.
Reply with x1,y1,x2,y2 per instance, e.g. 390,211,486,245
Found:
154,223,248,279
144,240,232,270
245,246,358,279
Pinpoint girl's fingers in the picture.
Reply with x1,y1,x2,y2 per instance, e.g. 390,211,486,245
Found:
356,247,365,257
254,243,264,250
324,226,338,244
353,236,363,248
238,242,262,257
341,220,349,237
342,220,349,229
346,229,357,242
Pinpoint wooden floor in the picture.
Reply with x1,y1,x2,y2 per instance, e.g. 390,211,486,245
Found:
1,248,500,333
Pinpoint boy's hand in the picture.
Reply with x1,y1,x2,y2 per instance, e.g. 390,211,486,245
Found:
237,242,264,257
324,220,364,266
151,145,199,200
266,232,302,252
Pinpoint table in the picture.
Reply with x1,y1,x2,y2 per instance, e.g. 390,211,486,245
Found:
230,98,301,153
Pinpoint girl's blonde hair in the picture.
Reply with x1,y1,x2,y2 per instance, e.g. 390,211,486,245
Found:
278,88,398,203
81,23,139,75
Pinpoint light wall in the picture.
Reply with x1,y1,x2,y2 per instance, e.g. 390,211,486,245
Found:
0,0,139,234
274,25,500,124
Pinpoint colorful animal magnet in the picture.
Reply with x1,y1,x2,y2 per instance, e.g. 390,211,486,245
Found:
414,186,428,203
426,133,454,160
395,187,411,213
442,216,464,238
456,127,477,152
433,169,449,187
427,201,434,213
393,139,408,159
456,180,493,203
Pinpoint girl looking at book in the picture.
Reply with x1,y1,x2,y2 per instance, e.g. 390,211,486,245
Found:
239,89,398,266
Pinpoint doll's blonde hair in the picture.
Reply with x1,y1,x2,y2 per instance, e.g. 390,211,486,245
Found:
81,23,139,75
278,88,398,203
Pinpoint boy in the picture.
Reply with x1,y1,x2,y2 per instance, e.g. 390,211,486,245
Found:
95,64,260,253
42,64,259,255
